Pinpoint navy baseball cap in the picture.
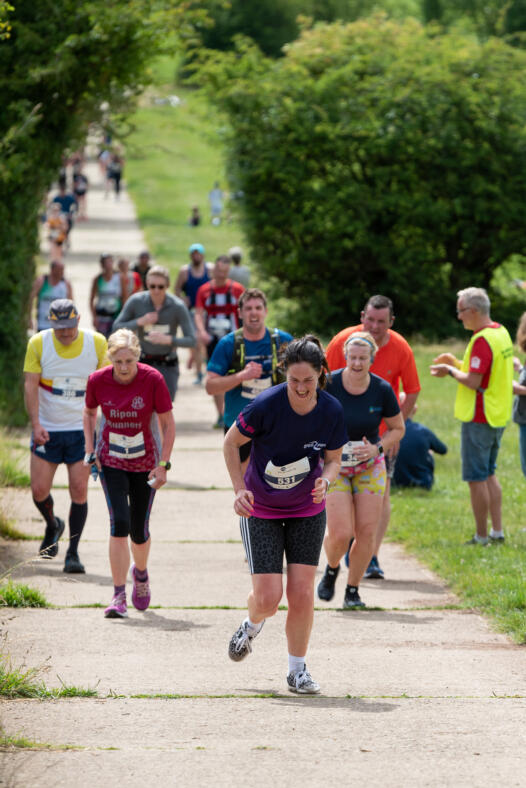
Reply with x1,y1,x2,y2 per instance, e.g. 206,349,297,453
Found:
48,299,80,328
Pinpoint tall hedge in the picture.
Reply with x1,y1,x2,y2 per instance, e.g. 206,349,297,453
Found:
201,18,526,338
0,0,200,424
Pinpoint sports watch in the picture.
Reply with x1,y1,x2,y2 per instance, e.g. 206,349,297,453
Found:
159,460,171,471
376,444,384,457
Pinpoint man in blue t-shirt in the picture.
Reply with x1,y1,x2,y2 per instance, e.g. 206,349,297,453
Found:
205,288,292,466
392,397,448,490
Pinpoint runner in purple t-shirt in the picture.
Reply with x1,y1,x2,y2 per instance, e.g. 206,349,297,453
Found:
224,336,346,695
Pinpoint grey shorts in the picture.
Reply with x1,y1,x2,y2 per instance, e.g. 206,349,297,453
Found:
461,421,504,482
240,511,326,574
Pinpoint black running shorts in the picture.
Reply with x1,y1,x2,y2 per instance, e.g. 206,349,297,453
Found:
239,511,326,574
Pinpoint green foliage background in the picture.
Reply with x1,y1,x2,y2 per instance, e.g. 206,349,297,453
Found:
199,17,526,338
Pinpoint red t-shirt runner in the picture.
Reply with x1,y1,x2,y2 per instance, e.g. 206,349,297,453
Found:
195,279,245,336
85,363,173,472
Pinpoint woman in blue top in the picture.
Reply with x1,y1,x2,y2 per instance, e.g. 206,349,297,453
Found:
224,336,347,695
318,332,405,609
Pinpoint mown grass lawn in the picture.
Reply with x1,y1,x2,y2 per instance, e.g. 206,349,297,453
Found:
125,60,526,644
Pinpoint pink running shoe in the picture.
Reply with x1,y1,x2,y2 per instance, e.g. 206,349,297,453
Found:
130,564,151,611
104,592,128,618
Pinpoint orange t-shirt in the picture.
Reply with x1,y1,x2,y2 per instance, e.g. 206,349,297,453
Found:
325,325,421,400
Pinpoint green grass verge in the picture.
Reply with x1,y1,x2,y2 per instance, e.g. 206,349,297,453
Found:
0,429,30,488
0,732,83,751
389,343,526,644
0,519,33,541
0,581,48,608
0,655,98,699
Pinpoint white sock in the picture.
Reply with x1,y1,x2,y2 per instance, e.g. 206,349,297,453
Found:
490,529,504,538
474,534,488,544
288,655,306,674
244,617,263,635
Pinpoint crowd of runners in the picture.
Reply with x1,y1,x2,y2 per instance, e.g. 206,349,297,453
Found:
25,162,526,696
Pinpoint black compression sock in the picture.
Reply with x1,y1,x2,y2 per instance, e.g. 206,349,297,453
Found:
33,495,56,530
68,502,88,556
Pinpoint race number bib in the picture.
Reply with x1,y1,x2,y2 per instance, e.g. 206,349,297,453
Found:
51,376,87,399
264,456,310,490
144,323,170,335
207,316,232,338
341,441,366,469
108,431,145,459
241,376,272,400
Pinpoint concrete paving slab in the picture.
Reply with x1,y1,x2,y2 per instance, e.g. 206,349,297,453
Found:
2,697,526,788
1,608,522,698
4,537,456,610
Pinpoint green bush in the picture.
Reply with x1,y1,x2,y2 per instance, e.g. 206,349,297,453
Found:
200,18,526,338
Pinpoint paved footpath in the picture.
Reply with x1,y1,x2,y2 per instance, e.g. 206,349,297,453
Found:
1,160,525,787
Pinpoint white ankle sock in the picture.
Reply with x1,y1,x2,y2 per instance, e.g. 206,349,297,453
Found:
244,617,263,635
490,529,504,538
288,655,306,674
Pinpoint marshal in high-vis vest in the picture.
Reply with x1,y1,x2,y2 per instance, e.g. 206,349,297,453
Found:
430,287,513,546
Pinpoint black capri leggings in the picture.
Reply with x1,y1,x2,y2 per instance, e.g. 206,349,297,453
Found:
100,465,155,543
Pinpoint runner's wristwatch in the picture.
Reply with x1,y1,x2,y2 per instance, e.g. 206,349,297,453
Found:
159,461,171,471
377,444,384,456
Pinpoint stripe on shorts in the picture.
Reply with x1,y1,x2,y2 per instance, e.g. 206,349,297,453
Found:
239,516,254,574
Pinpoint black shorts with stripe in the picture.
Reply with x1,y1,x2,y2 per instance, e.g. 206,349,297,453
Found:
239,511,326,574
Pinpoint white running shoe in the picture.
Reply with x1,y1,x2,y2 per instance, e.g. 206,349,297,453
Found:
287,664,320,694
228,620,264,662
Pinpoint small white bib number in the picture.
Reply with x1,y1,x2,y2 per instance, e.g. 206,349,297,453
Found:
208,316,232,337
52,376,87,399
241,376,272,400
341,441,365,469
264,456,310,490
108,431,145,459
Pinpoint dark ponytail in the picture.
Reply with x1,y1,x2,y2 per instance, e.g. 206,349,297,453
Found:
281,334,330,389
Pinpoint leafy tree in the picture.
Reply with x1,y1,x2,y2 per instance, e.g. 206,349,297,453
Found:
199,0,422,57
0,0,208,424
200,18,526,338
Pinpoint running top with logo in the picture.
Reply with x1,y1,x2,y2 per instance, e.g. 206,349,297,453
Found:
23,329,107,431
195,280,245,339
183,265,211,309
95,273,122,317
325,370,399,476
236,383,347,519
325,325,420,434
36,276,69,331
207,328,293,428
85,363,173,472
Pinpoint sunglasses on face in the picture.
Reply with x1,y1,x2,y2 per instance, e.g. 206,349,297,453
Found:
148,284,166,290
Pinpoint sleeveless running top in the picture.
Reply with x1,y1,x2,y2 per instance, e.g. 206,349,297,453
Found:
184,265,211,308
37,276,69,331
95,273,122,317
38,329,99,432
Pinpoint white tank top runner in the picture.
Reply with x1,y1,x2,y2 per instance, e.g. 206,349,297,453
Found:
38,330,98,432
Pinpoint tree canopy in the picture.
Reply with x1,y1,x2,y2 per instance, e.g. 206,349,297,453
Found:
0,0,205,422
200,17,526,338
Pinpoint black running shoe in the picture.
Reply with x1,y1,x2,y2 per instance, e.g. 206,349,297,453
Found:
317,564,340,602
63,553,86,574
343,586,365,609
39,517,65,559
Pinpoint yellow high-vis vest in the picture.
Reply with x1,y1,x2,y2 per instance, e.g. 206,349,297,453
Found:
454,324,513,427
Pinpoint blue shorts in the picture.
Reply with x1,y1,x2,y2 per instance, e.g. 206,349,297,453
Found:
30,430,85,465
460,421,504,482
